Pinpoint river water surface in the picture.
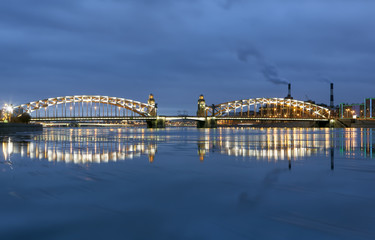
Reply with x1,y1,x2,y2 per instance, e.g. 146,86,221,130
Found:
0,127,374,240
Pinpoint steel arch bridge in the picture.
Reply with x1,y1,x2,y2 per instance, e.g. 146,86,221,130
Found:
206,98,330,119
14,95,157,118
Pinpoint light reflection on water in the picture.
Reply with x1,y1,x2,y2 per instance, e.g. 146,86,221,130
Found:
1,128,164,164
1,127,374,165
1,127,375,240
198,128,332,161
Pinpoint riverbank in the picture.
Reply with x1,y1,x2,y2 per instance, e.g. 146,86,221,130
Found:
335,119,375,128
221,119,375,128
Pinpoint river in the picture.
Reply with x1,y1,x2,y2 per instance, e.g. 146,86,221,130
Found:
0,127,374,240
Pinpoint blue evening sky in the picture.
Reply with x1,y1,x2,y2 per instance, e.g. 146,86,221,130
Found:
0,0,374,114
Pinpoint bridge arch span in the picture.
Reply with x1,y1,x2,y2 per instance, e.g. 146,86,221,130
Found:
207,98,330,119
14,95,156,117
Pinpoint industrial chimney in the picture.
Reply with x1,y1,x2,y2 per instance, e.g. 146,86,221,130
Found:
330,83,334,108
285,83,293,99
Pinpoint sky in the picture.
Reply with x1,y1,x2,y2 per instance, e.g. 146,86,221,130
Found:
0,0,374,115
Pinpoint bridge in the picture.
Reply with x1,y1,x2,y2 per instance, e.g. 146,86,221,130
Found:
196,95,330,127
3,94,331,128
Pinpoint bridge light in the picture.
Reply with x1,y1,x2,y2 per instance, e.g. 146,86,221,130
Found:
4,104,13,113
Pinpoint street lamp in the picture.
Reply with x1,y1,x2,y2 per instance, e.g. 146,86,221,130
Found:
5,105,13,114
2,104,13,122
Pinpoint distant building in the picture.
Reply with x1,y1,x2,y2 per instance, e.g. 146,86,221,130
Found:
364,98,375,118
339,98,375,119
339,103,364,118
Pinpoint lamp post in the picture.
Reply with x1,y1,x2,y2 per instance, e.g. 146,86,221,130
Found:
3,104,14,122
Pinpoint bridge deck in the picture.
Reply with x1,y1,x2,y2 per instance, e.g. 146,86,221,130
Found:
31,116,329,122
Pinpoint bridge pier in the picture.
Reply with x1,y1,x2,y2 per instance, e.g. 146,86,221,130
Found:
146,117,166,128
197,117,217,128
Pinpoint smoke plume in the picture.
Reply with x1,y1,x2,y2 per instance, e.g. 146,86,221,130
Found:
218,0,244,10
318,75,332,83
237,47,289,85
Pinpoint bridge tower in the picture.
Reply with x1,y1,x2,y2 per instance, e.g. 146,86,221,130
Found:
197,94,206,117
146,94,165,128
148,94,157,117
196,94,217,128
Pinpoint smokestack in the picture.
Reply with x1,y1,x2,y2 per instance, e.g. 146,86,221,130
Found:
330,83,334,108
285,83,293,99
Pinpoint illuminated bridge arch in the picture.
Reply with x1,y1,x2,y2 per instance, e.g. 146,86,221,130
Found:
207,98,330,119
14,95,156,118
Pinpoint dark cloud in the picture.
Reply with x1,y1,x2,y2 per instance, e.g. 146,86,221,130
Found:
0,0,374,113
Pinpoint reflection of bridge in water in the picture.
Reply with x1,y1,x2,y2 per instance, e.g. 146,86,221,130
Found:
197,128,375,170
2,128,160,164
2,139,157,164
1,128,374,166
197,128,334,162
